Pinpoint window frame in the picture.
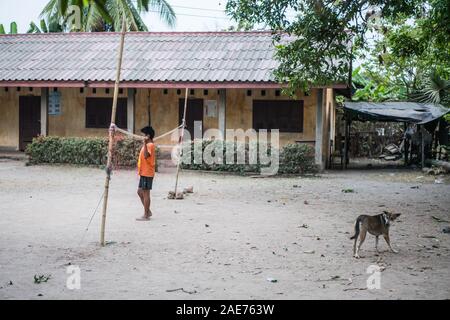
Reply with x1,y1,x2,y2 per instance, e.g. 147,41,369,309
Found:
252,99,304,133
85,97,128,129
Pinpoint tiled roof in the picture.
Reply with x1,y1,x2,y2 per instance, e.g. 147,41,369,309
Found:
0,32,280,84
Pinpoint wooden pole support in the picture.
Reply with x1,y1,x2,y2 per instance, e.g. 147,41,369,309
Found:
421,125,425,169
100,18,127,247
403,122,409,166
343,118,349,170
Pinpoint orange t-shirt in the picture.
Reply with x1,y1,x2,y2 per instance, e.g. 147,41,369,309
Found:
138,142,156,177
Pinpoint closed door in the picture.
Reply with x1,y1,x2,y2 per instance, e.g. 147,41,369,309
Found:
179,98,203,140
19,96,41,151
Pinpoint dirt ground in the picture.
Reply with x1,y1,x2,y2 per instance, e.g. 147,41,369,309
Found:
0,159,449,300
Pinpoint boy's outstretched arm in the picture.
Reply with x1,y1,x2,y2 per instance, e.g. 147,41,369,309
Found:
143,136,151,159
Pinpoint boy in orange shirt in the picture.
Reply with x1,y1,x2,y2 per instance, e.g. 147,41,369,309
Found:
136,126,156,221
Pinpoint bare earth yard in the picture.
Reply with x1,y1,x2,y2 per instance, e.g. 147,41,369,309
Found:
0,159,449,300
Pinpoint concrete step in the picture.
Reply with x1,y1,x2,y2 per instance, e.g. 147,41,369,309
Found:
0,149,28,161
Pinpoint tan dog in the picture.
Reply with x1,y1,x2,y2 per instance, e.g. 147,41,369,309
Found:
350,211,401,258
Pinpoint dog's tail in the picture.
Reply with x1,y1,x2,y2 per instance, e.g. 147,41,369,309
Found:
350,216,362,240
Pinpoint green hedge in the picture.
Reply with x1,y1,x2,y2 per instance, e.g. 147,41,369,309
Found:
180,140,317,174
278,143,317,174
26,136,316,174
26,136,144,167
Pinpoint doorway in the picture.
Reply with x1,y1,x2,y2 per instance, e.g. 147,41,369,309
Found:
179,98,203,140
19,96,41,151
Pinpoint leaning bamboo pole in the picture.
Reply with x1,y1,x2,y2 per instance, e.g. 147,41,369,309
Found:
173,88,189,195
100,18,127,247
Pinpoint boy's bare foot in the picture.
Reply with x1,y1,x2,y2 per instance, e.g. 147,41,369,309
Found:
136,216,151,221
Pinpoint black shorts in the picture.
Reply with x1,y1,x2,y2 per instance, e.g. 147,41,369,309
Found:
138,176,153,190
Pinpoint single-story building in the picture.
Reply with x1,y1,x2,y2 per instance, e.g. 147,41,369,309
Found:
0,31,344,169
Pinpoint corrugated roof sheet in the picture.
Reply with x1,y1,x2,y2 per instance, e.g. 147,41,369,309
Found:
0,32,280,83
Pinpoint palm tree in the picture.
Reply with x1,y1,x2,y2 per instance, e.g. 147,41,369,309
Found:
40,0,112,31
412,70,450,107
105,0,176,31
40,0,176,32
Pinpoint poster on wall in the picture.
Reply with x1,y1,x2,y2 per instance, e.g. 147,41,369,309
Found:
205,100,217,118
48,91,62,115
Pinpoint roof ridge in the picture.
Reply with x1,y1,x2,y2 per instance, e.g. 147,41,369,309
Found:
0,31,276,38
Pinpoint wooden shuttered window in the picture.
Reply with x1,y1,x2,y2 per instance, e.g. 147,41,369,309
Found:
85,98,127,129
252,100,304,133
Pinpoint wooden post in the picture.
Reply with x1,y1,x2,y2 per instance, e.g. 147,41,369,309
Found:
100,18,127,247
173,88,189,195
315,89,324,170
218,89,226,140
127,88,135,134
421,125,425,169
403,122,408,166
40,88,49,136
147,89,152,126
343,118,349,169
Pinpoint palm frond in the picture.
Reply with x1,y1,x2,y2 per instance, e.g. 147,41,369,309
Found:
147,0,176,28
93,0,113,25
40,19,49,33
10,22,18,34
58,0,69,16
411,70,450,105
84,4,100,31
28,22,42,33
128,0,149,31
40,0,62,19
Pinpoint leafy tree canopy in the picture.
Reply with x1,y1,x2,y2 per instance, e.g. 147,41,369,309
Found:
226,0,449,95
352,3,449,109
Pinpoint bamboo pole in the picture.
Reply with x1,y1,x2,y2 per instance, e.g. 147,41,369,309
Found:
100,18,127,247
173,88,189,195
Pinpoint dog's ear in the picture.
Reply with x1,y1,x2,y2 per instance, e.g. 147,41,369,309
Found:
391,213,401,220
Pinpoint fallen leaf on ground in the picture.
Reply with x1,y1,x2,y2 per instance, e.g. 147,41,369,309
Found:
166,288,197,294
316,275,342,282
343,287,367,291
432,216,450,223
